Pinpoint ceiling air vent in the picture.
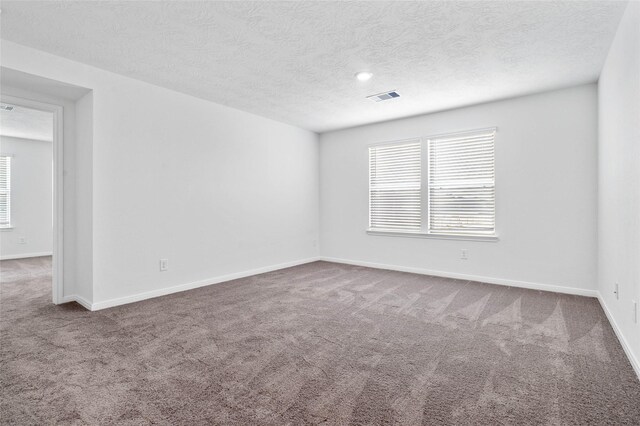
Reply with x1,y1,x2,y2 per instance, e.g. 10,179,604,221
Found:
367,91,400,102
0,104,14,111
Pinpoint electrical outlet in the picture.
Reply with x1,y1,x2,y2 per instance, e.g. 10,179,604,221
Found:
614,282,619,300
633,300,638,324
18,236,26,244
461,249,468,260
312,240,317,248
159,259,169,272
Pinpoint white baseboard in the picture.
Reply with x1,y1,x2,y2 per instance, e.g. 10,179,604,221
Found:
60,294,93,311
319,256,598,297
60,295,75,304
0,251,53,260
597,294,640,380
90,256,321,311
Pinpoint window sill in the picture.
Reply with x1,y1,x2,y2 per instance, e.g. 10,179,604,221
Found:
366,229,499,242
0,226,13,231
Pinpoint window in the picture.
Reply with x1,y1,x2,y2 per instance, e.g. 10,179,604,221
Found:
427,129,495,236
369,140,421,232
0,155,11,228
368,128,496,238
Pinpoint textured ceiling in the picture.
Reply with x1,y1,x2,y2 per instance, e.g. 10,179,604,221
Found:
0,1,628,133
0,104,53,142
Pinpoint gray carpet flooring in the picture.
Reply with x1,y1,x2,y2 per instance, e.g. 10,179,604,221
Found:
1,256,639,425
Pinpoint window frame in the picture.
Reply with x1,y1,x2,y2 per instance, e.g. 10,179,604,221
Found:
366,128,498,242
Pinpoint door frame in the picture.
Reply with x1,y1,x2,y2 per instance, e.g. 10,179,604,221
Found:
2,94,64,304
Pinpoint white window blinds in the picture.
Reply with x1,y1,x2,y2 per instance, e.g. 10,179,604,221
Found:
369,141,421,232
427,129,495,235
0,156,11,228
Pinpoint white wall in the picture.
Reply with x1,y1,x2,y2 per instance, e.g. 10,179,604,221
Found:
320,84,598,294
74,91,94,304
1,41,320,308
598,1,640,374
0,136,53,259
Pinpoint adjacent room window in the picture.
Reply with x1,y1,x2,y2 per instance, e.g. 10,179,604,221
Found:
427,128,496,236
369,140,421,232
368,128,496,238
0,155,11,228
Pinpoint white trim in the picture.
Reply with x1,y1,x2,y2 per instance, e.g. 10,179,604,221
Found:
60,294,92,311
319,256,598,297
60,295,76,304
423,126,498,142
0,135,53,143
74,295,92,310
367,136,422,148
597,294,640,380
366,229,499,242
90,257,321,311
1,95,64,305
0,251,53,260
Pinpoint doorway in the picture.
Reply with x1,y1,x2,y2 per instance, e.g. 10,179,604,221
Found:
0,95,63,304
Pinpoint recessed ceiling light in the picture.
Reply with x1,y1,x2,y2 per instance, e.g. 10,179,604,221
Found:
355,71,373,82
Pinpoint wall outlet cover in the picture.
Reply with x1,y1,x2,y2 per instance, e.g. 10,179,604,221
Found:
159,259,169,272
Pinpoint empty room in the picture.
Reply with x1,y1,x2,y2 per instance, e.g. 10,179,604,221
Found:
0,1,639,424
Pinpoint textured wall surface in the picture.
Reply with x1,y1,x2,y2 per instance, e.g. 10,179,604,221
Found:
598,1,640,375
0,1,627,132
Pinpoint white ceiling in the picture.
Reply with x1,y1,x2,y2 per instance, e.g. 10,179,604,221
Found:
0,104,53,142
0,1,628,133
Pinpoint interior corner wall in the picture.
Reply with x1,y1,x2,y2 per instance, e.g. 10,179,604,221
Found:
320,84,598,294
0,136,53,259
1,41,320,309
597,1,640,373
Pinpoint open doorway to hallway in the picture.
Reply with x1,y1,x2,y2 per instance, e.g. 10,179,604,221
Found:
0,102,54,301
